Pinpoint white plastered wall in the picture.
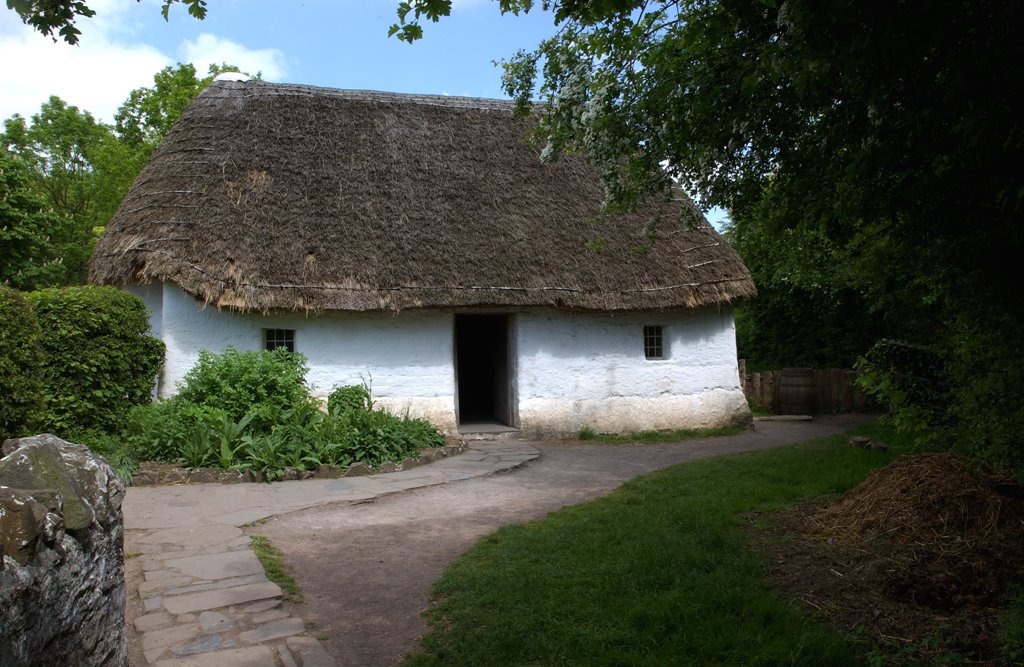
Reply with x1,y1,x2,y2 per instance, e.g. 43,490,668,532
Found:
148,282,458,432
136,282,748,436
514,309,750,435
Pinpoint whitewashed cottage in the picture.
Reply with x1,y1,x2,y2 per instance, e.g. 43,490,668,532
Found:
91,80,756,436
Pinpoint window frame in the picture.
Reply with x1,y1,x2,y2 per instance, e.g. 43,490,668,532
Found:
263,328,296,353
643,325,667,360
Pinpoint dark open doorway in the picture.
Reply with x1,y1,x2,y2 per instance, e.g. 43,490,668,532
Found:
455,314,516,428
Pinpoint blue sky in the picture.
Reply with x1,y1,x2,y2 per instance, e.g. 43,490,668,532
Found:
1,0,557,122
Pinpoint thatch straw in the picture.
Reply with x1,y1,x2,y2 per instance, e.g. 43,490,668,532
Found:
90,81,755,313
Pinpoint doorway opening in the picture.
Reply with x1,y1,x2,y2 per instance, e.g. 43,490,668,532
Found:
454,314,516,429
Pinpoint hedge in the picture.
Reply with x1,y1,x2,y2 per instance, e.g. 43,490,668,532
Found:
28,286,165,434
0,285,44,439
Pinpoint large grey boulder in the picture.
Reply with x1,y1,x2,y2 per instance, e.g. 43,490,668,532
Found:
0,434,127,667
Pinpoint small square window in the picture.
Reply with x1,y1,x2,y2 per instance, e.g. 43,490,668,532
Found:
264,328,295,353
644,325,665,360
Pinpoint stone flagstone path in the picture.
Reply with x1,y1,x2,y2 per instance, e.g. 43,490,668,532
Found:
124,441,540,666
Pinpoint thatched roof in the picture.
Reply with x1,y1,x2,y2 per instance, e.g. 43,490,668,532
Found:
90,81,754,313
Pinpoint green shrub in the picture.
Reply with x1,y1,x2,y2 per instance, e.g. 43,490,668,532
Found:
124,398,192,462
175,347,317,432
28,286,164,434
29,284,163,432
328,383,372,415
0,286,45,439
119,350,448,480
1002,592,1024,663
945,314,1024,473
855,339,950,446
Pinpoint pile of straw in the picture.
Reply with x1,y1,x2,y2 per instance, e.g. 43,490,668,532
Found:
813,452,1023,553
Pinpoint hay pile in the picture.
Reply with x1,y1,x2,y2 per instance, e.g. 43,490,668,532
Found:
755,452,1024,661
813,452,1024,553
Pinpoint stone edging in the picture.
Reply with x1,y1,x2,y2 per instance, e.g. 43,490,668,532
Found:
130,443,468,486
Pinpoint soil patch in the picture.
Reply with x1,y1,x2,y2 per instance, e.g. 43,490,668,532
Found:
750,452,1024,664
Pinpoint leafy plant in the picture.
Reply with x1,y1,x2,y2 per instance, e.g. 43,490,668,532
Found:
123,398,188,462
241,433,288,481
111,349,448,481
176,347,316,432
328,383,372,414
213,411,256,469
179,425,214,468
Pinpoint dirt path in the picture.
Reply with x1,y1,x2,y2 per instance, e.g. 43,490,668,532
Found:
254,415,872,666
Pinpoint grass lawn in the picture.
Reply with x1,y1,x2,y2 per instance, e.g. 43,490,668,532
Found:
406,421,907,666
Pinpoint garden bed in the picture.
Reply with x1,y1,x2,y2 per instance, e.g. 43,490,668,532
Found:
130,443,467,485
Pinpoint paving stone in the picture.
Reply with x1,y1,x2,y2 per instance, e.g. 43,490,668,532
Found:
199,611,232,634
276,644,300,667
145,646,169,663
238,617,306,645
146,568,187,581
164,550,265,580
143,560,163,571
285,636,335,667
239,599,281,614
134,611,175,633
210,509,274,526
250,608,289,624
139,575,196,596
141,525,244,548
152,645,276,667
172,633,235,656
144,596,164,613
176,613,198,623
163,581,282,615
163,573,268,596
142,623,200,651
132,543,163,554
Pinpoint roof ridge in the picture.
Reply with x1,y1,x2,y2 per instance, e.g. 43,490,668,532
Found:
208,79,520,111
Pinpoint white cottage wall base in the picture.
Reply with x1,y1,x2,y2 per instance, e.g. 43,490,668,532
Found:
134,282,459,432
514,310,750,435
132,282,749,436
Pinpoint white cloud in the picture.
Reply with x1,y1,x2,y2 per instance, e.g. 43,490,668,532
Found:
0,2,288,125
0,12,171,123
179,33,286,81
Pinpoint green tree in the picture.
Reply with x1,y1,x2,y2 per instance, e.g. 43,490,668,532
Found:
2,96,114,282
1,63,249,284
0,152,69,289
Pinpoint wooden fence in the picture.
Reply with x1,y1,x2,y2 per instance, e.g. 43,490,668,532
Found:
738,361,872,414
